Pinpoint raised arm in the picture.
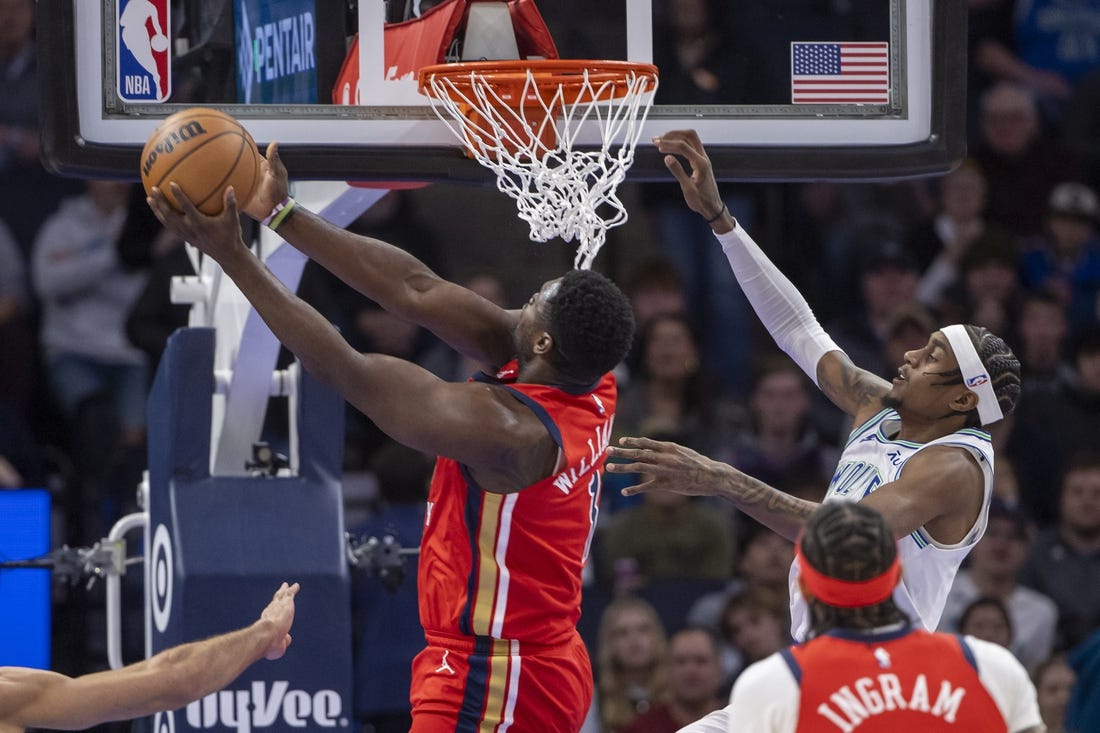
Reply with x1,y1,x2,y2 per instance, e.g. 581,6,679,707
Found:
0,582,297,731
148,187,557,491
241,144,517,369
653,130,892,423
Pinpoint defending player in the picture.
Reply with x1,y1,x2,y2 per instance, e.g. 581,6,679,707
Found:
146,145,635,732
685,503,1043,733
607,130,1022,641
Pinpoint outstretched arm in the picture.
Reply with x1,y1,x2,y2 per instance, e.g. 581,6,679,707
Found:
606,437,817,541
148,187,556,488
0,582,298,731
607,437,985,545
241,144,518,369
653,130,891,422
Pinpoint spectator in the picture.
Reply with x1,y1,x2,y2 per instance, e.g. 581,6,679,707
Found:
826,236,921,382
1015,289,1072,392
687,525,794,632
350,441,433,733
620,626,724,733
936,228,1022,337
972,81,1080,237
620,256,688,378
613,313,745,459
911,159,997,306
993,455,1023,509
728,352,837,499
939,499,1059,670
583,596,669,733
1020,182,1100,330
599,488,734,587
958,596,1015,650
1020,450,1100,650
718,588,789,686
1008,328,1100,525
1033,654,1075,733
31,180,148,543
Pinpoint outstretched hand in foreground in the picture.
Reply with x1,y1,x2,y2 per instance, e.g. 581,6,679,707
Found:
260,581,299,660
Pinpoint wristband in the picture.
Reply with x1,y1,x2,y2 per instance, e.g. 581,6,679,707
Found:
704,203,728,225
263,196,297,231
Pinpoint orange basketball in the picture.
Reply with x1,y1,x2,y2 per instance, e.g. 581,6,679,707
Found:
140,107,261,215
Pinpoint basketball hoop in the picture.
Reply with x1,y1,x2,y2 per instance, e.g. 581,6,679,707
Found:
418,60,658,270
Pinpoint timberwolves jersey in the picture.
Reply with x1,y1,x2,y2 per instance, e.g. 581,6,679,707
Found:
418,361,616,646
790,409,994,641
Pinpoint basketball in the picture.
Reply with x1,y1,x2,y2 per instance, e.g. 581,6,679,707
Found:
150,34,169,53
141,107,261,215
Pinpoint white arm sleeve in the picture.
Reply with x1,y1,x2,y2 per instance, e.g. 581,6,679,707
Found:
714,224,841,386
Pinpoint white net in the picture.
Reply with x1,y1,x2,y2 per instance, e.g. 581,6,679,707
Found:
422,63,658,270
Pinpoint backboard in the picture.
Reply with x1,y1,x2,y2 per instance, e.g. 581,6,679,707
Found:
39,0,966,182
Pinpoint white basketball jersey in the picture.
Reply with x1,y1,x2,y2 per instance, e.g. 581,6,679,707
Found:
789,409,995,641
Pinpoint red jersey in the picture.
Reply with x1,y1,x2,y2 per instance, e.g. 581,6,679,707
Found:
784,627,1007,732
418,362,615,646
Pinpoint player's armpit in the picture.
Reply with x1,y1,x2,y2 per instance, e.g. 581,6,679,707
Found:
858,446,985,543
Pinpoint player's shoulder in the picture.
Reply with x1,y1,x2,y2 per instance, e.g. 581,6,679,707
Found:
733,651,797,694
958,635,1023,669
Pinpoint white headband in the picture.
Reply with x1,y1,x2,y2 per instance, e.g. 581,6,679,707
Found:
941,324,1003,426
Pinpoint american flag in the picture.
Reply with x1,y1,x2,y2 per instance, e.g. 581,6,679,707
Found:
790,42,889,104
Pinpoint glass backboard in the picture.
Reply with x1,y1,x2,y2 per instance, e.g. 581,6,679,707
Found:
39,0,966,182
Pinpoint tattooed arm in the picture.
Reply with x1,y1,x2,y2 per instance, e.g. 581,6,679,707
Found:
815,351,893,427
606,437,816,541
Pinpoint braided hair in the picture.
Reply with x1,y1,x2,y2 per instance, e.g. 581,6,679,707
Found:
800,503,908,638
928,325,1022,426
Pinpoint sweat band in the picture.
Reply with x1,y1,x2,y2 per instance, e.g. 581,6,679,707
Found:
941,324,1003,426
795,540,901,608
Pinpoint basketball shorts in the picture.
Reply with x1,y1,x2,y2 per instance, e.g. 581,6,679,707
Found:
410,631,592,733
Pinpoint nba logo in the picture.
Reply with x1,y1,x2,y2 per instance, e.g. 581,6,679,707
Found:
117,0,171,103
966,374,989,388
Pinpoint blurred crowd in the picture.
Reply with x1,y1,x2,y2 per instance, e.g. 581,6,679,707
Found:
4,0,1100,732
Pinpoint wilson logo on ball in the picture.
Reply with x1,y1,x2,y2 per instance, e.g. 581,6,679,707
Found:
142,121,209,176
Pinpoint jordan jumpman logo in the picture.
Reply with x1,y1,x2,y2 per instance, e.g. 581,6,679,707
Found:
435,649,456,675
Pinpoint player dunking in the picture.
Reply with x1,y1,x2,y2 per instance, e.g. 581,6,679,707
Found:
607,130,1022,641
147,145,635,732
688,503,1043,733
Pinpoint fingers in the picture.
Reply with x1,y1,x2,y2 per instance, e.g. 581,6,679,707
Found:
605,459,659,474
167,182,202,218
619,480,656,497
615,436,671,451
146,190,172,225
663,155,691,186
265,141,287,178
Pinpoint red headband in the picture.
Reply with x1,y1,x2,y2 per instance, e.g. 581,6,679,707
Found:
795,539,901,608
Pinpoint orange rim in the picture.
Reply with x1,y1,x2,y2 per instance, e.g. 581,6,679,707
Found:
418,59,658,101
